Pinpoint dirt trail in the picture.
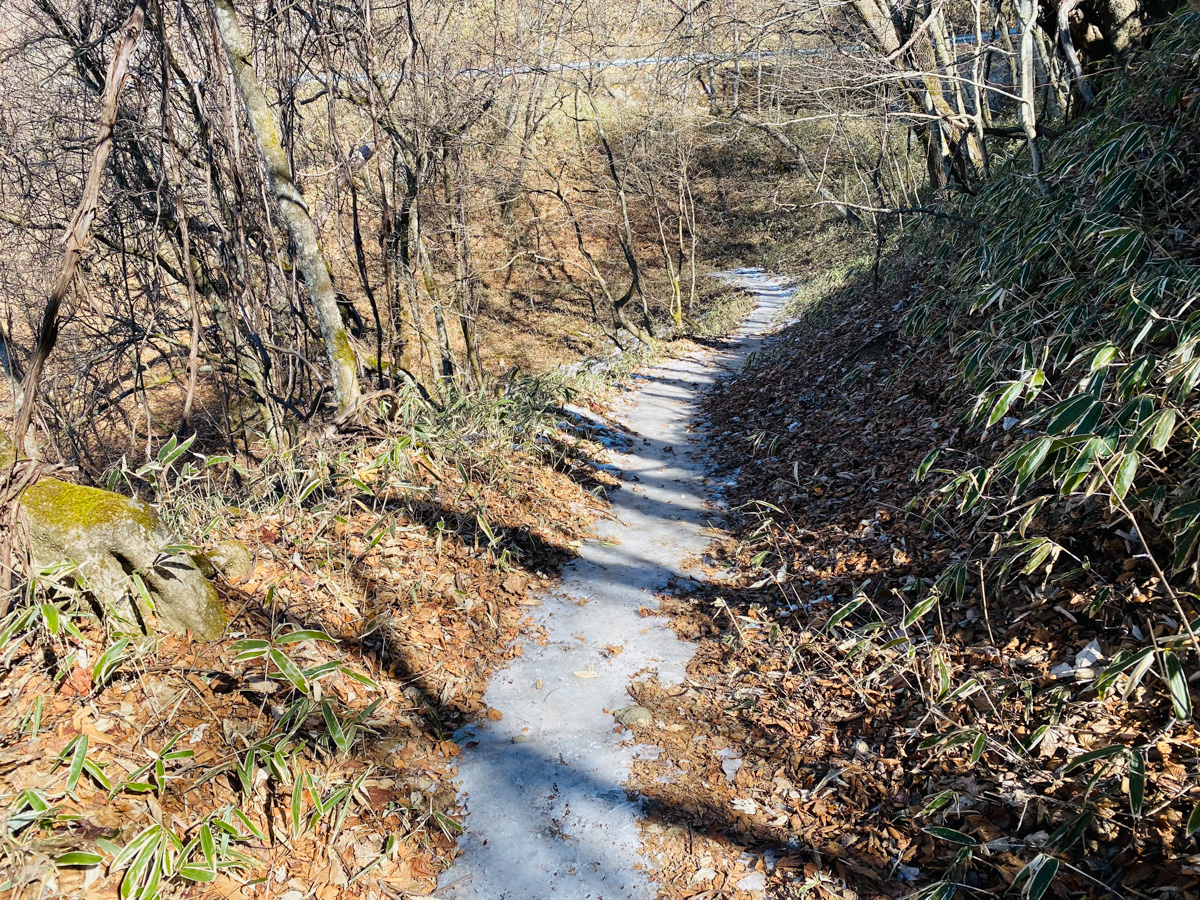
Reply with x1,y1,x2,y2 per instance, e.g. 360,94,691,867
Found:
441,271,793,899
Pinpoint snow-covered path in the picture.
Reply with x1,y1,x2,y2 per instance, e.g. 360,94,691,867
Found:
441,271,793,899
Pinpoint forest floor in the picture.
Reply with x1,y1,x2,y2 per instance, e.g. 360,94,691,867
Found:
0,271,763,900
12,225,1194,900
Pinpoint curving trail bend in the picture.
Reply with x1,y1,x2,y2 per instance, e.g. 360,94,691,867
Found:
441,271,794,900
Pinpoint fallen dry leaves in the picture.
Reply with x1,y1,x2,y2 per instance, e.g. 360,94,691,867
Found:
623,268,1200,900
0,426,611,898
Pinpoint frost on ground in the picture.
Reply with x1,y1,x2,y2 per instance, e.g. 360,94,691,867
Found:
440,271,793,899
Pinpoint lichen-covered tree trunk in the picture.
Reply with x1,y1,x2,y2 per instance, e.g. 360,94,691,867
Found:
212,0,360,415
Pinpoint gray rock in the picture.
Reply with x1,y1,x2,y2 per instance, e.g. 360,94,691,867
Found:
20,478,226,639
614,705,654,728
208,540,254,580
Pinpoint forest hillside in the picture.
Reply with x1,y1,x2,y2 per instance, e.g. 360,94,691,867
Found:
1,1,1198,899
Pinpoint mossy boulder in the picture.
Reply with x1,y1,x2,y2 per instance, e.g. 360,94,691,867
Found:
19,478,226,640
195,540,254,582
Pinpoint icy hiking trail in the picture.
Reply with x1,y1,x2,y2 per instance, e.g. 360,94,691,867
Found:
441,271,794,900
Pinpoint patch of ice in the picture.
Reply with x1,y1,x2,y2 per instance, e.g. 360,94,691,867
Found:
737,872,767,892
717,747,744,782
1075,639,1104,669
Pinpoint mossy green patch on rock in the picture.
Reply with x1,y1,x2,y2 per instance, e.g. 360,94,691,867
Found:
19,478,226,640
20,479,159,533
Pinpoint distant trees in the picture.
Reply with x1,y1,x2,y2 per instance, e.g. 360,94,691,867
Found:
0,0,1177,467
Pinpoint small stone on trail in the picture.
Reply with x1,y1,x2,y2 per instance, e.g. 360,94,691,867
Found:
534,679,544,689
614,705,653,727
513,735,531,743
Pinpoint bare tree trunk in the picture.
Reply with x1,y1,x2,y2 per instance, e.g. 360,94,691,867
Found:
853,0,983,187
445,149,483,386
212,0,360,415
1036,26,1067,122
593,115,654,342
970,0,990,176
14,0,146,451
1058,0,1096,107
1017,0,1044,174
1098,0,1144,52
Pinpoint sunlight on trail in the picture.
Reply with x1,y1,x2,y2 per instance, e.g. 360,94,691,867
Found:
441,272,794,899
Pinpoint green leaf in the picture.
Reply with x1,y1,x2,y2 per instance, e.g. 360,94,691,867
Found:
40,602,60,636
111,824,161,871
1063,744,1126,773
62,735,88,793
291,773,305,838
1096,647,1153,697
199,823,215,867
1021,539,1059,575
1046,394,1098,436
987,382,1023,427
92,638,130,688
56,851,104,867
321,700,350,754
1089,344,1119,372
270,647,310,694
339,667,380,690
923,826,977,846
302,660,343,682
917,791,957,816
1128,749,1145,816
1013,436,1053,491
275,629,336,645
823,596,864,632
970,732,986,764
131,573,155,613
915,449,941,481
1136,408,1178,452
1111,452,1138,503
1162,650,1192,720
157,431,195,465
1187,800,1200,837
231,808,267,842
918,728,975,751
179,864,217,883
232,639,270,662
903,593,939,629
1023,724,1050,754
82,758,111,791
0,605,37,645
1026,854,1059,900
1167,500,1200,525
